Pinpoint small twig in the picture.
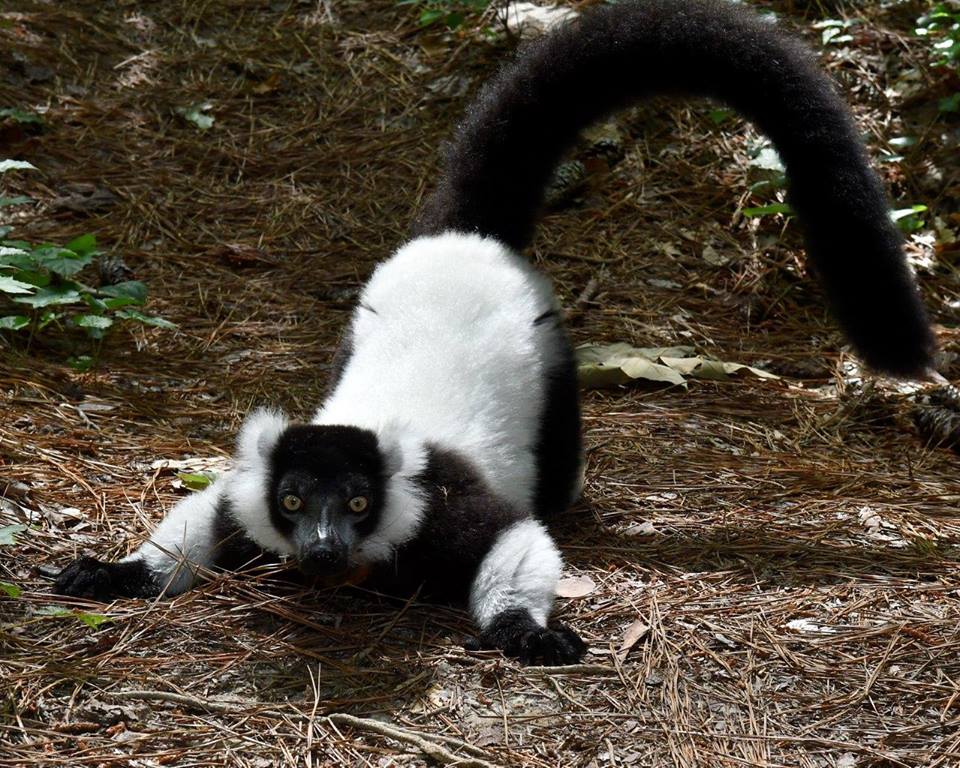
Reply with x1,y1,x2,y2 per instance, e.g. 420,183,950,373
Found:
520,663,616,676
109,689,263,715
352,585,422,663
109,690,498,765
327,713,500,768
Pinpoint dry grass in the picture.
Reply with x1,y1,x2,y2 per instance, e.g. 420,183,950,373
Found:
2,0,960,765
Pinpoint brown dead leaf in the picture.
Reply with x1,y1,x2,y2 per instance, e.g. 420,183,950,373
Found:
618,619,650,659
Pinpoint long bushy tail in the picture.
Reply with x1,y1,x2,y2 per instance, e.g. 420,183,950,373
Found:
413,0,934,379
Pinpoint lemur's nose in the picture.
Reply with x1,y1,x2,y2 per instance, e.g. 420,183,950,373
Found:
299,541,348,577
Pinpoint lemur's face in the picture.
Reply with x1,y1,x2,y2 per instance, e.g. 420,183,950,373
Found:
267,424,386,578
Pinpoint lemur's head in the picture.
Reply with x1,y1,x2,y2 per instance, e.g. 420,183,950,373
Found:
234,410,390,578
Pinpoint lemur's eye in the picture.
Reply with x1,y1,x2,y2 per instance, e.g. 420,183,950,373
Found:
282,494,303,512
348,496,368,514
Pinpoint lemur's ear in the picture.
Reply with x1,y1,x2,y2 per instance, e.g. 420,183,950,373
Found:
376,430,409,477
237,408,289,466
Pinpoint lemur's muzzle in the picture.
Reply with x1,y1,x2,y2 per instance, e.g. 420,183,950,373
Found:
297,528,349,577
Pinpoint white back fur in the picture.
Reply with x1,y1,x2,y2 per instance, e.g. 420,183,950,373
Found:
315,232,566,514
469,519,561,629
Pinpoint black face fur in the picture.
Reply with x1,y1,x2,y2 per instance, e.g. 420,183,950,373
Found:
267,424,387,577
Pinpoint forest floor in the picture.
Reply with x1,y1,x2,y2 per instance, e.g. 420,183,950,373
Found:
2,0,960,766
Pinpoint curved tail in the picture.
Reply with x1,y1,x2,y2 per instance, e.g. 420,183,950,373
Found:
413,0,934,379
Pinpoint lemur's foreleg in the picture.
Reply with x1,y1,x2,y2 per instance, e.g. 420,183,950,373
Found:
466,519,586,665
55,479,261,601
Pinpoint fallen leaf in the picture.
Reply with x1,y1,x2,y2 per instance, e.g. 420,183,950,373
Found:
251,72,282,95
701,244,730,266
0,524,28,546
499,2,578,38
556,575,596,598
618,619,649,658
624,520,658,537
211,243,275,267
0,159,37,173
786,618,836,635
176,104,214,130
576,343,779,389
51,184,117,214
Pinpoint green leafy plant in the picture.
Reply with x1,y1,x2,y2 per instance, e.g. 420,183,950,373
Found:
916,3,960,114
397,0,491,30
1,161,174,366
891,204,929,233
0,524,28,598
36,605,113,629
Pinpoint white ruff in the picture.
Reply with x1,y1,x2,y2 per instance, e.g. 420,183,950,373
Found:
314,232,566,515
353,429,428,564
468,519,561,629
226,408,296,556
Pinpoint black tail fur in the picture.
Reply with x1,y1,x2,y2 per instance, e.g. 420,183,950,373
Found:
413,0,934,378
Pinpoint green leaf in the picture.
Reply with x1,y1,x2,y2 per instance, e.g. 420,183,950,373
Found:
75,612,114,629
0,524,27,545
116,309,177,329
68,355,94,372
707,108,733,125
13,283,82,308
13,269,50,287
419,8,445,26
0,581,21,598
65,233,97,256
892,205,928,233
83,293,108,312
0,315,30,330
0,275,36,294
0,108,43,125
891,205,929,221
176,104,214,130
75,314,114,330
0,159,37,173
33,245,93,277
939,93,960,113
99,280,147,305
36,606,114,628
177,471,217,491
0,196,33,208
443,11,465,29
37,310,61,330
742,203,794,218
102,295,139,310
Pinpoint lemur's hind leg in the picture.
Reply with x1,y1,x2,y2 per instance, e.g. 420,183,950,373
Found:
55,480,261,601
466,519,586,665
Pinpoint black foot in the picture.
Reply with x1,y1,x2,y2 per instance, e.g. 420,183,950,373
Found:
54,556,157,601
466,608,587,665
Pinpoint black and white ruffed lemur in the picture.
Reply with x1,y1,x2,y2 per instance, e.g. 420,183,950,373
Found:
55,0,934,665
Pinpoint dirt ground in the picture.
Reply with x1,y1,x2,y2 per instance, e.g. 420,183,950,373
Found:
2,0,960,766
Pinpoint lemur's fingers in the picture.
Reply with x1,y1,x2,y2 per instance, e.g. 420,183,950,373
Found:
54,556,158,601
465,608,587,665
